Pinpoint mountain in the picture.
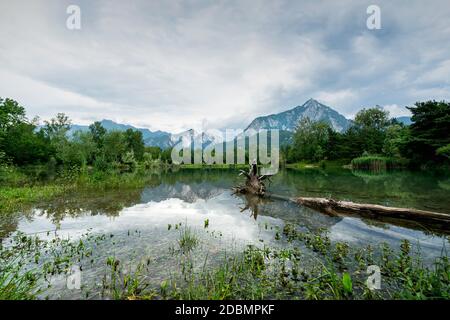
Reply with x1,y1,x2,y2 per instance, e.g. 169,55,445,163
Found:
395,116,412,125
170,129,219,148
245,99,351,133
68,120,172,149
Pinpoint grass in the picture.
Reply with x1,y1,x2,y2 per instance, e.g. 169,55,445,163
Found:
351,156,408,170
0,185,66,214
177,226,200,254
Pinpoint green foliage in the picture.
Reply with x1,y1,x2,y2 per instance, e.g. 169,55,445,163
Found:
145,146,162,160
354,107,390,130
0,98,26,136
437,144,450,158
89,121,107,148
2,122,52,165
404,100,450,166
42,113,71,140
124,129,144,161
0,98,146,171
383,124,409,158
285,107,393,164
283,102,450,169
121,150,137,171
342,273,353,295
161,148,173,164
288,118,331,162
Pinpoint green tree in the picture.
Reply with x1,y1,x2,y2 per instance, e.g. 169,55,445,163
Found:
124,129,145,161
383,124,409,158
352,107,390,155
43,113,71,140
89,121,107,148
2,122,52,165
404,100,450,165
436,144,450,159
102,131,127,163
161,148,173,164
0,98,26,133
145,146,162,160
43,113,72,165
289,118,331,162
0,98,52,164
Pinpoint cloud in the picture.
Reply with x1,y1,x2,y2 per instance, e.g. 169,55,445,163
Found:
382,104,411,118
1,0,449,132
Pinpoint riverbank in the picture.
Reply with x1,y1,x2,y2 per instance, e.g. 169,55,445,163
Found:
285,160,350,170
0,166,162,215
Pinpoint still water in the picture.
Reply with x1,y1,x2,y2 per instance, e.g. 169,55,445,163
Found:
1,168,449,298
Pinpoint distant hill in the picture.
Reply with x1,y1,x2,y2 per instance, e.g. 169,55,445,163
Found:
395,116,412,125
245,98,351,133
68,120,172,149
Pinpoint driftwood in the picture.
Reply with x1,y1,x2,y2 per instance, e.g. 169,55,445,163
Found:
233,163,450,232
295,197,450,226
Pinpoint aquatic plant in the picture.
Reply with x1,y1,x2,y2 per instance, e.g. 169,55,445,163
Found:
177,226,200,254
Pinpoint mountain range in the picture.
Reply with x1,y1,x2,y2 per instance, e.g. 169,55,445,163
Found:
69,99,411,148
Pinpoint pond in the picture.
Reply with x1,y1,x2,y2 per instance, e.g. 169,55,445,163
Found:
1,168,449,299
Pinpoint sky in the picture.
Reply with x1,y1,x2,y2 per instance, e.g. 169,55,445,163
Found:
1,0,449,133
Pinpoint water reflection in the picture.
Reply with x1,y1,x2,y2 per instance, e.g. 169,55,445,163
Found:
1,168,449,254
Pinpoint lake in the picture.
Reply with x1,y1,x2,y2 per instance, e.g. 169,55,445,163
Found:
1,168,449,299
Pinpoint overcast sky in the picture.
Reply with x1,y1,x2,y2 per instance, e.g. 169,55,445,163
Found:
1,0,449,133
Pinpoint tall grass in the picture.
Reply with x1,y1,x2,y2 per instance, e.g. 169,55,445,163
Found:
0,185,66,214
351,156,408,170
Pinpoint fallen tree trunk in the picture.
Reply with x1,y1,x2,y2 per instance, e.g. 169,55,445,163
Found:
233,164,450,232
294,197,450,226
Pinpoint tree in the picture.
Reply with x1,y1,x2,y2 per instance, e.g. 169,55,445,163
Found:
382,124,409,158
354,106,390,130
0,98,52,165
2,122,52,165
102,131,127,163
124,128,144,161
144,146,162,160
289,118,331,162
0,98,27,153
71,131,97,165
436,144,450,159
351,107,390,155
43,113,72,165
0,98,26,133
89,121,107,148
404,100,450,165
43,113,71,139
